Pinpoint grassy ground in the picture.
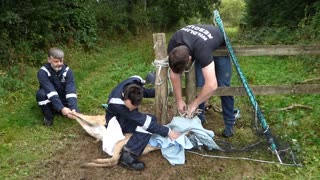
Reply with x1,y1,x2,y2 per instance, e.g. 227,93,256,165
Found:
0,33,319,179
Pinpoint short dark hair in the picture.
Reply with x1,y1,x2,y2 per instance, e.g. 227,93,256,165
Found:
123,84,143,106
168,46,189,73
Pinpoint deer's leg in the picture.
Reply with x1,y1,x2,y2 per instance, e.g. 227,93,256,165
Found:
89,134,132,167
141,145,159,155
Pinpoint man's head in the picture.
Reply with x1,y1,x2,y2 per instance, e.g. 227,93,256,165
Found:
168,45,190,74
123,84,144,111
48,47,64,71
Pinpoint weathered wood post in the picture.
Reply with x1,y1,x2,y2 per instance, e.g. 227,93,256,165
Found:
153,33,168,124
185,64,196,105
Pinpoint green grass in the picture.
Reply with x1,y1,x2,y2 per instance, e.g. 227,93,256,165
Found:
228,54,320,179
0,33,320,179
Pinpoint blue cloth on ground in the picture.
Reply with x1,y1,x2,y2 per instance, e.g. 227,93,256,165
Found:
149,116,222,165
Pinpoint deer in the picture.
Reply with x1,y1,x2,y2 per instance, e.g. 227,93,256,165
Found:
70,112,159,167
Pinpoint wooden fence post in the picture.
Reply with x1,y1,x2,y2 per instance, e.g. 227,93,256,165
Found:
153,33,168,124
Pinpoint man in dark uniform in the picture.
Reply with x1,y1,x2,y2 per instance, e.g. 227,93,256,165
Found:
36,47,79,127
106,75,180,170
167,24,236,138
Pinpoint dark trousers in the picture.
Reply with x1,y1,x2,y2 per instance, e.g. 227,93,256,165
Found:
116,113,155,156
195,56,235,129
36,89,66,121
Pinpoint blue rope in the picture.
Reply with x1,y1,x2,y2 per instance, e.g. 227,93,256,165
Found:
213,10,282,163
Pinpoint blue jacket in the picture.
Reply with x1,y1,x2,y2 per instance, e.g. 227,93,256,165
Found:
106,75,169,137
37,63,78,112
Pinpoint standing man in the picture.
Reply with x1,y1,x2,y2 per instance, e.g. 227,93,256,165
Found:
106,75,180,170
167,24,236,138
36,47,79,127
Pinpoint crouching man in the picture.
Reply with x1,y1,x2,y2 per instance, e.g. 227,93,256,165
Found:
105,75,180,170
36,47,79,127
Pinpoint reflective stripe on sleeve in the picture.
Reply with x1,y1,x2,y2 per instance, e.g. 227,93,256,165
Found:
109,98,125,105
66,93,77,99
130,75,146,84
135,126,152,134
38,99,51,106
143,115,152,129
47,91,58,98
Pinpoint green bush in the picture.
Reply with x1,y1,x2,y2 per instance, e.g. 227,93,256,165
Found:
0,0,97,68
218,0,247,27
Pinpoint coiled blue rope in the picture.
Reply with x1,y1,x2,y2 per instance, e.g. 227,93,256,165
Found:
213,10,282,163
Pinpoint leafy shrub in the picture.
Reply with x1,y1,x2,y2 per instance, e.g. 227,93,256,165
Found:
0,66,25,101
0,0,97,68
218,0,247,27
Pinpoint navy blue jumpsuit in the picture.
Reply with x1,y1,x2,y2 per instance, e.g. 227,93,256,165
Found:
36,63,79,121
106,76,169,156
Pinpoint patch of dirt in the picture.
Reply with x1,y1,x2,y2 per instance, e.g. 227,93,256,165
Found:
30,103,269,180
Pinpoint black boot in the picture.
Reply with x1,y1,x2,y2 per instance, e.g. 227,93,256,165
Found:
119,148,145,170
43,117,53,127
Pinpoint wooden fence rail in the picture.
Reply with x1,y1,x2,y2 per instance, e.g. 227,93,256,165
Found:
213,44,320,56
179,84,320,96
